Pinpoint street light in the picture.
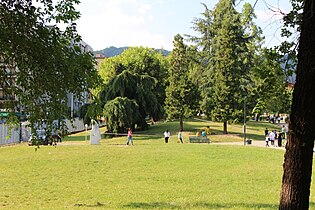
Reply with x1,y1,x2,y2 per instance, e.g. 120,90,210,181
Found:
85,124,88,141
243,97,246,146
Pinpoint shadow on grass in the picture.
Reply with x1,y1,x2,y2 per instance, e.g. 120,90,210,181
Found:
122,201,280,209
74,201,105,207
63,135,90,141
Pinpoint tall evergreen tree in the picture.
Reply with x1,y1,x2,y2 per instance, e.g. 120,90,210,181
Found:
190,0,263,134
165,34,198,131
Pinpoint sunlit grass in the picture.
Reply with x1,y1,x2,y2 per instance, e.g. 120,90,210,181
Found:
1,120,313,209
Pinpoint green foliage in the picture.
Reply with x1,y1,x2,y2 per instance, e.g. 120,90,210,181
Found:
99,47,169,106
98,47,168,130
78,103,99,126
250,49,292,114
103,97,140,133
0,0,99,135
274,0,302,80
165,34,200,130
101,70,162,131
190,0,264,133
94,46,170,58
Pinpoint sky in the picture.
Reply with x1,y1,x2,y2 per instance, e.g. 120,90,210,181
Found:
75,0,292,51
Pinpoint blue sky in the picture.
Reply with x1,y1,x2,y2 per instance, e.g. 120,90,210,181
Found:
75,0,292,51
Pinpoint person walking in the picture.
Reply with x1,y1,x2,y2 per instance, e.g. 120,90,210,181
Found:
201,130,207,138
178,129,183,143
281,125,287,139
278,130,283,147
164,129,170,143
206,126,211,135
264,128,269,137
269,130,275,146
126,128,133,145
265,133,270,147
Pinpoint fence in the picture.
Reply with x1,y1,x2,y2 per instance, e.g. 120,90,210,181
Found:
0,123,29,145
0,118,100,146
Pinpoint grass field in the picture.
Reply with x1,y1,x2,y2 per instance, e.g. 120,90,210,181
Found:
1,120,314,209
64,119,282,143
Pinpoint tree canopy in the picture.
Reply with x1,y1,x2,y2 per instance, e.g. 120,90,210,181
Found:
190,0,264,133
0,0,99,135
164,34,199,131
98,47,168,131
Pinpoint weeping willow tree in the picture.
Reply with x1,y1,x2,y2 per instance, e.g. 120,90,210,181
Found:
98,47,168,132
103,97,140,133
101,70,162,131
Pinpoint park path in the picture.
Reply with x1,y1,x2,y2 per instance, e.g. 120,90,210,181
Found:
214,140,286,150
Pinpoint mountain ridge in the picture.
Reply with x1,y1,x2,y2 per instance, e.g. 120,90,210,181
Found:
94,46,171,57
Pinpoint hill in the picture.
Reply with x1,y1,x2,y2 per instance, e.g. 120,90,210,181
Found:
94,46,171,57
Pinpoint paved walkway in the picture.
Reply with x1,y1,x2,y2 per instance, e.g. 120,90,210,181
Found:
215,140,286,150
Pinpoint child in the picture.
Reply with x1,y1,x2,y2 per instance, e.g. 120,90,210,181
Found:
178,129,183,143
126,128,133,145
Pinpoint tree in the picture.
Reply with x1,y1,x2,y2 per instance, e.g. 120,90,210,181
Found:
98,47,168,126
99,47,168,110
279,0,315,208
191,0,262,134
103,97,140,133
101,70,161,131
164,34,199,131
250,49,292,116
0,0,99,135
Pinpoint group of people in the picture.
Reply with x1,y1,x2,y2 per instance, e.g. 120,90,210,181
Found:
265,125,287,147
163,129,183,143
163,126,211,144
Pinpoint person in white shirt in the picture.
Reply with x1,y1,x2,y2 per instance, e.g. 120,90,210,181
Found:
269,130,276,146
164,129,170,143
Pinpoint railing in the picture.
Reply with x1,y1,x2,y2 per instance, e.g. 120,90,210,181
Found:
0,118,105,146
0,124,29,145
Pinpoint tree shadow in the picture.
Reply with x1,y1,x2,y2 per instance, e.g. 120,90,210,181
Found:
122,201,278,209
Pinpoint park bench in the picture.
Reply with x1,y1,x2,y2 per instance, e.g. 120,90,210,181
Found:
189,136,210,144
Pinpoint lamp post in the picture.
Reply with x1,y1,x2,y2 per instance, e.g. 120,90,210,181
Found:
19,105,22,143
243,97,246,145
85,124,88,141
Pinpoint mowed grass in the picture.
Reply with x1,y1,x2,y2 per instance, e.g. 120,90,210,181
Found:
1,120,315,209
63,119,281,143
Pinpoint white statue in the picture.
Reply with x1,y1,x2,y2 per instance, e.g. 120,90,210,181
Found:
90,120,101,145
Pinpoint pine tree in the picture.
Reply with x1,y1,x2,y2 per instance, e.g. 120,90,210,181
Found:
191,0,263,133
165,34,198,131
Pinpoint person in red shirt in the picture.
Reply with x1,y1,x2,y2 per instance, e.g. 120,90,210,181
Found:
126,128,133,145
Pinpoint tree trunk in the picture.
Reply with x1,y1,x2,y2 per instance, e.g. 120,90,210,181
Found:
223,121,228,134
279,1,315,208
179,116,184,131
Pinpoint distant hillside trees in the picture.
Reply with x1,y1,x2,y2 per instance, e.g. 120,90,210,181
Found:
94,46,170,57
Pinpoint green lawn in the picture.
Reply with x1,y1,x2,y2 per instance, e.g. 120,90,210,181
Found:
1,120,314,209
